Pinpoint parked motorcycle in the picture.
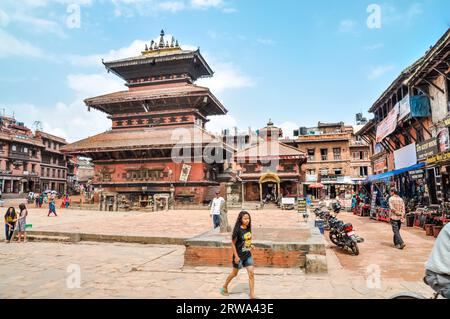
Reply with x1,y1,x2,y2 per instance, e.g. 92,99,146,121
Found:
329,222,360,255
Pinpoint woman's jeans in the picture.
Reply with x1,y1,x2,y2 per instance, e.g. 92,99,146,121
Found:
5,223,15,241
391,220,404,246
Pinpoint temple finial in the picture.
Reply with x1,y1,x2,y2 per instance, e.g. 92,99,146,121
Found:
145,44,148,51
159,30,165,48
175,39,179,47
166,40,169,48
150,40,154,50
268,119,273,126
170,36,175,47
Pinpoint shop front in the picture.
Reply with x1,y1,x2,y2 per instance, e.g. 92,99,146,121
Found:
366,162,427,222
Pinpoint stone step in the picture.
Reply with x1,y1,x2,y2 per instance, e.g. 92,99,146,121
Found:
26,234,72,243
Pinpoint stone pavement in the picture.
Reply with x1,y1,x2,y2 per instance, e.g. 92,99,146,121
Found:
326,212,436,281
0,207,310,241
0,208,437,299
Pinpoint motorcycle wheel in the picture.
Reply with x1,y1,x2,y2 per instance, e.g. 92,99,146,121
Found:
357,237,365,243
350,242,359,256
329,232,340,246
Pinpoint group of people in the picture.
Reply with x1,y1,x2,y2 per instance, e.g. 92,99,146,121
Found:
32,193,71,217
4,204,28,243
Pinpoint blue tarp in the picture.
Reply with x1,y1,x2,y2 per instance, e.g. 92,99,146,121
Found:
367,162,426,182
410,95,431,118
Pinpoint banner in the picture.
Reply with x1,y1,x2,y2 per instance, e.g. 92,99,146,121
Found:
376,105,399,143
398,95,411,121
179,164,191,183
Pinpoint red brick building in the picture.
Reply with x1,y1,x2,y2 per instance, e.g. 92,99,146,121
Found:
0,116,70,195
62,31,233,210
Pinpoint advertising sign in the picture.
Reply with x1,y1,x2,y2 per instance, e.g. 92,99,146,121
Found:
179,164,191,183
416,137,438,161
437,128,450,153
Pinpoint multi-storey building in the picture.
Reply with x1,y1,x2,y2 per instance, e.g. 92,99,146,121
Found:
0,117,70,195
356,28,449,205
284,122,371,199
0,117,43,194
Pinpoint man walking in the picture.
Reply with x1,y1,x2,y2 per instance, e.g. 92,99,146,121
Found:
388,188,406,250
210,191,224,229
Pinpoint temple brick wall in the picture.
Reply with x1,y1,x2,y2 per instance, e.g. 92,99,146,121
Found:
184,246,307,268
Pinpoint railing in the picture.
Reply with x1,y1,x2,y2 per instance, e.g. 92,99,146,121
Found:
9,151,31,160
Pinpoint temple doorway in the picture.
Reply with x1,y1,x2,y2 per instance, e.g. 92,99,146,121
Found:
259,173,281,204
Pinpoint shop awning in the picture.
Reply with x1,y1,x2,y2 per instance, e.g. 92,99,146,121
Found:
367,162,426,182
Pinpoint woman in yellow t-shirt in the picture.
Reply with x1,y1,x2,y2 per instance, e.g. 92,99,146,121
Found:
4,207,18,243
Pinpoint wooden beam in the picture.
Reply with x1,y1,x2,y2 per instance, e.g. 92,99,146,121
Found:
422,78,445,94
433,67,450,81
415,117,432,139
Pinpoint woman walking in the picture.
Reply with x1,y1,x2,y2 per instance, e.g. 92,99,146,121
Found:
65,194,70,209
4,207,18,243
17,203,28,243
220,211,256,299
48,199,57,217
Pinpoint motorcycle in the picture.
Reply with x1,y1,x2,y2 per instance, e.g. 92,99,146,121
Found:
329,222,360,255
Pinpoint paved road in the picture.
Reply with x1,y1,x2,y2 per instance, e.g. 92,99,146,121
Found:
0,209,436,299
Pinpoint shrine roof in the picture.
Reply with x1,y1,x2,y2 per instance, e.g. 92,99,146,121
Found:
84,83,227,116
61,125,234,154
103,48,213,83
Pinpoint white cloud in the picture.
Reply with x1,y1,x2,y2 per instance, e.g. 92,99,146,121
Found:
0,9,11,27
67,73,125,98
338,19,357,33
5,72,124,142
382,3,424,26
66,36,197,67
12,12,66,38
279,121,299,139
364,43,384,51
158,1,186,12
257,38,275,46
368,65,395,80
191,0,223,8
197,61,254,94
205,115,237,134
0,29,45,58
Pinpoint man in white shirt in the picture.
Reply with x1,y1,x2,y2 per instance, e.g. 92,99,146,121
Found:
210,191,224,229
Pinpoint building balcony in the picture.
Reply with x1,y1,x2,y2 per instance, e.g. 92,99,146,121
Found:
297,132,351,142
349,140,368,147
9,151,32,161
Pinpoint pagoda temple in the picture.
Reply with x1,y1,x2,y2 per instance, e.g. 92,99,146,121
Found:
235,120,307,203
62,30,234,211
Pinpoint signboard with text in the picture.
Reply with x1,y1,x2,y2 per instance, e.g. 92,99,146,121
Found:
416,137,438,161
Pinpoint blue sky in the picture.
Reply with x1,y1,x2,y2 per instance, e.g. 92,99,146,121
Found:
0,0,449,142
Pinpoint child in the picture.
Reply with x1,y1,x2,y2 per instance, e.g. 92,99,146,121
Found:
4,207,17,243
48,199,57,217
65,195,70,209
17,203,28,243
220,211,256,299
